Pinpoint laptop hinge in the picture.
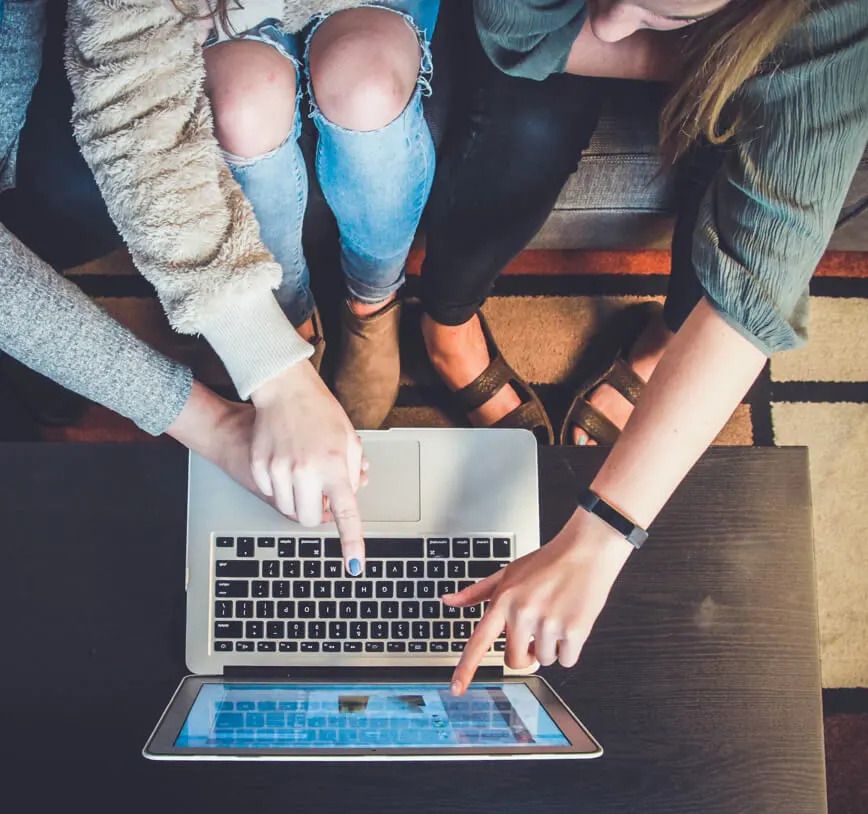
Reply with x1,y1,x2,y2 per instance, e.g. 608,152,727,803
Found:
223,665,504,681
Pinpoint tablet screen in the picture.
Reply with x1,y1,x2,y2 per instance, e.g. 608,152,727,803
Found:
175,683,570,749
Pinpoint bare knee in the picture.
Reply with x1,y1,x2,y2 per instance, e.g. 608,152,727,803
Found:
308,7,421,132
205,40,297,158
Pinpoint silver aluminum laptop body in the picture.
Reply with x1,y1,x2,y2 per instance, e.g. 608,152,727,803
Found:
185,428,539,675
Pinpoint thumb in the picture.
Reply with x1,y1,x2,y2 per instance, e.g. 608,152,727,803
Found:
442,569,504,607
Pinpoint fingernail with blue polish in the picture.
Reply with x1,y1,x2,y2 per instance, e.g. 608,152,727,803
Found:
348,558,362,577
578,435,588,447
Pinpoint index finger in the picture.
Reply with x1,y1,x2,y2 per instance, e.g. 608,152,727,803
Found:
324,477,366,577
450,604,506,696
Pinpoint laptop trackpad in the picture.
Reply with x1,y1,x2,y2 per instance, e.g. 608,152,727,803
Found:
357,439,421,523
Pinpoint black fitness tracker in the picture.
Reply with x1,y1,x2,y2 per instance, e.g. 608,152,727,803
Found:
578,488,649,549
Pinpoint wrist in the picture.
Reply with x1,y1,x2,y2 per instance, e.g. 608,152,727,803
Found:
166,380,233,455
250,360,307,409
563,506,635,569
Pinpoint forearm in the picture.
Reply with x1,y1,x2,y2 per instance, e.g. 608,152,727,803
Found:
590,298,767,530
565,20,680,82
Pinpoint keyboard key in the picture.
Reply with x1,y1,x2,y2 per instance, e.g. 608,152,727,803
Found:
335,581,353,598
388,642,407,653
472,538,492,558
468,561,510,579
350,621,368,639
417,581,435,599
386,561,404,579
277,601,295,618
412,621,430,640
458,581,475,592
430,642,448,653
343,642,363,652
322,642,340,653
452,538,471,558
397,581,414,598
216,560,258,578
463,605,481,619
314,581,331,598
236,641,254,652
426,561,445,579
216,581,248,598
299,601,316,618
354,581,373,599
272,581,290,598
215,621,243,639
299,539,321,558
262,560,280,578
372,622,388,639
422,601,441,619
304,561,322,579
427,538,449,558
407,561,425,578
215,640,233,651
339,601,358,619
325,538,424,559
245,621,264,639
443,604,460,619
437,581,456,597
448,561,466,579
287,622,305,639
365,561,383,578
278,538,296,558
293,582,311,598
308,622,326,639
451,642,466,652
257,641,276,652
408,642,427,653
257,537,275,549
319,601,337,619
215,601,233,618
236,600,253,618
324,560,343,579
391,621,409,639
453,621,471,639
301,642,320,652
493,538,511,558
256,600,274,619
237,537,255,558
381,602,399,619
267,621,284,638
216,536,234,548
252,581,269,598
366,642,385,653
329,622,347,639
280,641,299,652
375,581,394,598
361,602,378,619
283,561,301,579
401,601,420,619
433,622,450,640
494,641,506,652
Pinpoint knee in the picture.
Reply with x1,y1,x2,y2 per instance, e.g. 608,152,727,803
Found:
205,41,297,159
309,8,421,132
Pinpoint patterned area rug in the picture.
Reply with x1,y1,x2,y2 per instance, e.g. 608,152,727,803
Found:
29,246,868,813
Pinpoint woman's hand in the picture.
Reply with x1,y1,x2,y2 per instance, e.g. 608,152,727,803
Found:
444,508,634,695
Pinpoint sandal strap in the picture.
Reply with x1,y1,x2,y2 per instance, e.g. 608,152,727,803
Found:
452,352,514,414
605,357,646,406
492,399,549,434
570,400,622,446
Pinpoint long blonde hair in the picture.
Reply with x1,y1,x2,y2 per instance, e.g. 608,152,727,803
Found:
660,0,809,161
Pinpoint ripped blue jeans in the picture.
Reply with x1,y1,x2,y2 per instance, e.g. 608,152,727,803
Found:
214,2,439,328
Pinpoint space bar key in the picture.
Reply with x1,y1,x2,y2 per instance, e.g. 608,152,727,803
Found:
324,538,424,558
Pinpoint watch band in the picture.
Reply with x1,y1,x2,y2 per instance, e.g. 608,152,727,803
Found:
578,488,649,549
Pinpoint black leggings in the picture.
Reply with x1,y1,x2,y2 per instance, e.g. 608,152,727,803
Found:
420,10,722,333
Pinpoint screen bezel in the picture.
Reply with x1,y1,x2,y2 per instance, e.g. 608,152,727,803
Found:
143,675,603,760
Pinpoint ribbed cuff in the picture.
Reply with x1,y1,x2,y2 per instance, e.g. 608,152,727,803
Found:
201,289,314,400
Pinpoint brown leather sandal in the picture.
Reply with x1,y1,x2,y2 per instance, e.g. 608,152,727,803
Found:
559,301,662,446
450,312,555,445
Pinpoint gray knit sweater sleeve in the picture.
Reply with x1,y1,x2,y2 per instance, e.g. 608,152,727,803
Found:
694,0,868,355
0,226,193,436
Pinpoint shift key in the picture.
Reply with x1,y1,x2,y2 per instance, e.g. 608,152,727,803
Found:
216,561,259,578
468,561,510,579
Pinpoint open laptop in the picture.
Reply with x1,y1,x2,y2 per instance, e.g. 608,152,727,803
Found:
144,428,602,760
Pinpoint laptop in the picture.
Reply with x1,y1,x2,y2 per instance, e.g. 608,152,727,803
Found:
144,428,602,760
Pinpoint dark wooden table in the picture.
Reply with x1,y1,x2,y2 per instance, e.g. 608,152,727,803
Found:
1,444,826,813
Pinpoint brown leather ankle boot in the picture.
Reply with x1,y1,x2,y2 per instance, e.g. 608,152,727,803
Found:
309,305,326,373
334,298,402,429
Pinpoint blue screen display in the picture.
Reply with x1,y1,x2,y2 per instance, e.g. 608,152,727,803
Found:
176,683,570,749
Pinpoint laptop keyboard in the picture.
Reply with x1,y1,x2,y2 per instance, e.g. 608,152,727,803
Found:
212,535,511,656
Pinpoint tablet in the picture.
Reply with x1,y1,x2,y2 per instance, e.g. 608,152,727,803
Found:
143,676,602,760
